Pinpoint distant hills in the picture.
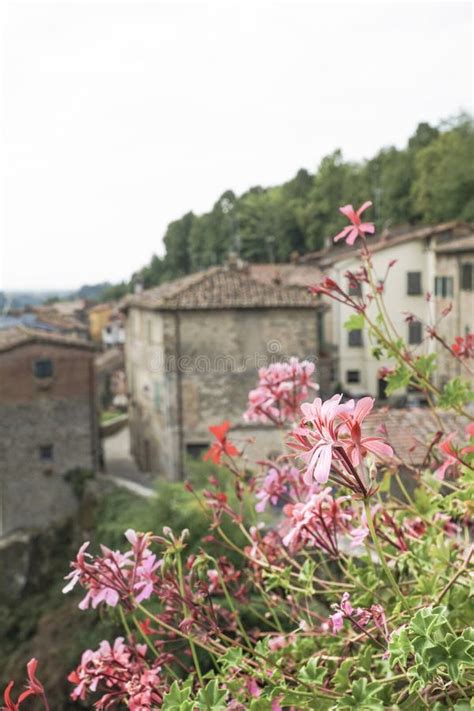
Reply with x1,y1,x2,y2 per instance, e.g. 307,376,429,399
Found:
0,282,113,310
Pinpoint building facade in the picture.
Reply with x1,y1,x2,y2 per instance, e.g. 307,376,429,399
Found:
124,263,327,479
0,328,99,536
302,222,474,399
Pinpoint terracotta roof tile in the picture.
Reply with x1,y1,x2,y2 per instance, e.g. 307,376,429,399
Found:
124,263,323,311
301,221,473,266
364,407,470,465
0,327,94,353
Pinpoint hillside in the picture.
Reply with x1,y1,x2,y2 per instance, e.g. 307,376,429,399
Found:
102,113,473,301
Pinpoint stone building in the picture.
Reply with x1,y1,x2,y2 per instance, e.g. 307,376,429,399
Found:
302,221,474,399
95,346,127,410
123,262,327,479
0,327,99,536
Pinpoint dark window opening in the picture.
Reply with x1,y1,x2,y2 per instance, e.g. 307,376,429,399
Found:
434,276,453,298
316,312,325,346
378,378,388,400
347,279,362,297
461,263,473,291
346,370,360,384
186,443,209,459
408,320,423,344
34,359,53,379
348,329,363,347
39,444,54,461
407,272,422,295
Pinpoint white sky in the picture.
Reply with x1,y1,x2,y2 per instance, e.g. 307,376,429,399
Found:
1,0,472,291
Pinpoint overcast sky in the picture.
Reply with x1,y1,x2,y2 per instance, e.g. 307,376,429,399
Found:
1,1,472,291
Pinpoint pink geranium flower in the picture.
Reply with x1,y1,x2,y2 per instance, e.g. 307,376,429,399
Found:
435,432,474,480
339,397,394,466
290,394,352,485
68,637,163,708
334,201,375,246
63,531,161,610
244,358,319,426
254,463,300,512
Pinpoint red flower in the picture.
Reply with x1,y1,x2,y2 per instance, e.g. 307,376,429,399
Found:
203,421,239,464
25,659,44,696
334,201,375,245
1,658,45,711
451,334,474,358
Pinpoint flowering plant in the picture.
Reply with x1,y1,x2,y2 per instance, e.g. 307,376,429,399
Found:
4,202,473,710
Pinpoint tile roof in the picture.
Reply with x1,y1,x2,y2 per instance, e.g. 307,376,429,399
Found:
95,346,125,371
34,311,88,332
364,407,470,466
434,235,474,254
0,327,95,353
301,221,473,266
124,263,323,312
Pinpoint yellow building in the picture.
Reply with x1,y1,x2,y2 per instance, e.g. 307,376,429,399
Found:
88,303,113,343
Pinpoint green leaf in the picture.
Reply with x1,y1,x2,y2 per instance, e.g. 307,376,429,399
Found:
195,680,227,710
218,647,243,671
388,626,412,668
298,558,316,595
344,313,365,331
385,365,412,395
334,659,353,692
298,658,327,685
409,606,448,639
438,377,474,410
162,681,193,711
415,353,437,378
337,678,384,710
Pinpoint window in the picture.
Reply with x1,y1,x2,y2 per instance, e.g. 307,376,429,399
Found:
408,320,423,344
461,263,474,291
348,329,363,347
186,443,209,459
316,312,325,346
346,370,360,384
434,276,454,298
34,359,53,378
39,444,53,461
347,279,362,297
407,272,422,295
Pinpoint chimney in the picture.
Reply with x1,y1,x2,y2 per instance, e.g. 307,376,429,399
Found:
134,280,144,295
226,252,247,271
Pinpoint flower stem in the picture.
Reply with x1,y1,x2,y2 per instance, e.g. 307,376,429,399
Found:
176,553,204,684
364,500,408,610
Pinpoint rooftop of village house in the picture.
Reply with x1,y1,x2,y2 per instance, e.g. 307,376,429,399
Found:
300,221,474,266
360,406,471,466
0,326,95,353
123,260,325,312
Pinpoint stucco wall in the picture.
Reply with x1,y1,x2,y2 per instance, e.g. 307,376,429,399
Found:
434,251,474,385
326,240,473,396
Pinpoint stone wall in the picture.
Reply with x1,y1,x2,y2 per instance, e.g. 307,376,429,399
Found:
0,344,98,535
127,307,322,479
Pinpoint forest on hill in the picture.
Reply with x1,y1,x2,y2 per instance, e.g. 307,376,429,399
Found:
103,114,474,300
